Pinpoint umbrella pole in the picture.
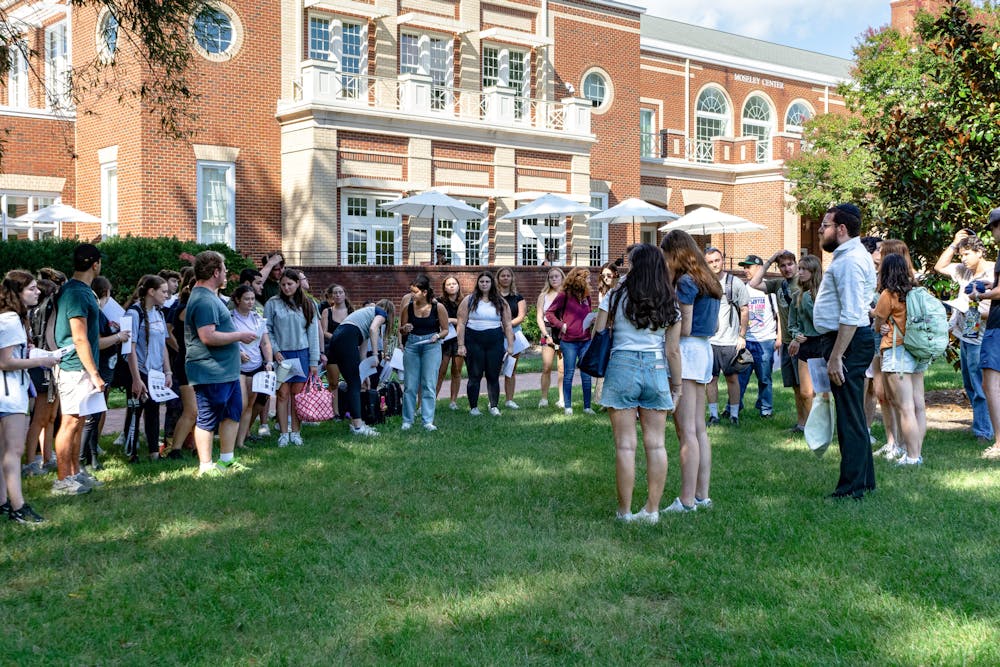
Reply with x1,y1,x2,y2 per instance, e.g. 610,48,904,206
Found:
432,209,437,264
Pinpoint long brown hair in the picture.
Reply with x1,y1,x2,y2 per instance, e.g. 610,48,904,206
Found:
796,255,823,307
880,238,917,278
0,270,34,323
660,230,723,298
561,268,591,302
278,268,316,327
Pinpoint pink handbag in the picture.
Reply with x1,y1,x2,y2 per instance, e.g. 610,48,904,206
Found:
294,375,335,422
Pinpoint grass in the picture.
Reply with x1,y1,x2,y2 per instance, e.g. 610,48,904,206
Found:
4,362,998,664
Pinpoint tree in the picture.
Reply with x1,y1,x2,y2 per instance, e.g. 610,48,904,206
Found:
785,113,879,223
0,0,210,161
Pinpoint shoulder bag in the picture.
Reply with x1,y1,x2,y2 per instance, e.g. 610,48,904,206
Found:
578,289,621,378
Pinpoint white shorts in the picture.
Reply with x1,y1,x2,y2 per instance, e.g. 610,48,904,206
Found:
54,367,91,416
680,336,713,384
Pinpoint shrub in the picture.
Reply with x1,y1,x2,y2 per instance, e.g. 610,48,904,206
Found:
0,236,254,301
522,305,541,344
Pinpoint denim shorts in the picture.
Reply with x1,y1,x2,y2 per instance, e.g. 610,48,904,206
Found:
881,345,929,374
679,336,713,384
980,329,1000,371
600,349,673,411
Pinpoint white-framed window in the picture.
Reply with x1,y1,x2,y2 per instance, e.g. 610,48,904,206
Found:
342,193,401,265
694,87,729,163
482,45,529,119
742,94,774,162
7,39,29,108
1,193,60,240
197,161,235,247
191,3,243,61
518,214,564,266
97,9,119,62
400,32,453,111
785,101,813,132
430,202,487,265
310,16,367,99
100,162,118,238
589,193,608,267
45,22,71,110
640,109,656,158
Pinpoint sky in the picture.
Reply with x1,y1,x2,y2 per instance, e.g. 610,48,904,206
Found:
640,0,893,60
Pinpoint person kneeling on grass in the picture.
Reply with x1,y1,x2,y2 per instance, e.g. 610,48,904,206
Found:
595,245,682,525
184,251,258,477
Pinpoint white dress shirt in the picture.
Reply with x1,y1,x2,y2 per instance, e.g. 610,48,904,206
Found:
813,236,877,334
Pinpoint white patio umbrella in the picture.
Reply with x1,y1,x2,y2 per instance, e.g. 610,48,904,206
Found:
659,206,765,260
13,203,104,224
589,198,679,250
500,193,598,264
380,190,484,263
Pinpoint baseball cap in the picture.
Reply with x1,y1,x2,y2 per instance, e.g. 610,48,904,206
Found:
986,207,1000,231
738,254,764,267
73,243,104,271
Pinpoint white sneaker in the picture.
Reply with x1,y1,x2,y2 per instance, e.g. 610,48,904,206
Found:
889,446,907,461
896,455,923,466
469,408,482,416
350,424,379,437
556,397,565,409
505,400,520,409
662,497,696,513
257,424,271,438
423,423,438,431
52,477,90,496
489,406,502,416
73,470,104,489
873,443,893,457
401,422,412,431
277,433,290,448
615,510,633,522
694,497,713,509
564,408,574,416
538,399,549,408
449,401,459,411
629,508,660,525
583,408,596,415
113,432,125,446
290,431,304,446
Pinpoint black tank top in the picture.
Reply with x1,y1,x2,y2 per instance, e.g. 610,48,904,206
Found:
408,301,438,336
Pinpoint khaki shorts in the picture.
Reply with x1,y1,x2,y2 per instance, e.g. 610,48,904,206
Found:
54,367,92,416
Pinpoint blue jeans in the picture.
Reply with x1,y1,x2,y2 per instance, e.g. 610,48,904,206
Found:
961,340,993,438
403,333,442,426
737,339,774,415
560,339,592,409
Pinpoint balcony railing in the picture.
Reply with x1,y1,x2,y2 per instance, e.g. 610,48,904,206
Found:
294,62,592,135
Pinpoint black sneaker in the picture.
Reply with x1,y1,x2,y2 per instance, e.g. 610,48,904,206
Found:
0,500,11,519
10,503,45,525
729,415,740,426
707,416,720,426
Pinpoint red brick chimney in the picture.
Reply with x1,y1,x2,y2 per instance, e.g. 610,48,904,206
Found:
890,0,949,33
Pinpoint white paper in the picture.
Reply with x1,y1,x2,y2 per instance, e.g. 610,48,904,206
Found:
807,358,832,394
359,355,378,379
30,344,74,360
509,331,531,356
389,348,405,371
146,370,179,403
502,354,516,378
379,363,396,384
101,298,126,325
119,318,133,354
252,370,277,396
78,378,107,417
443,324,457,341
583,312,597,331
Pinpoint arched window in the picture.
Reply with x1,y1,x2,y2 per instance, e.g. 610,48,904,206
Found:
742,94,774,162
694,87,729,163
785,101,813,131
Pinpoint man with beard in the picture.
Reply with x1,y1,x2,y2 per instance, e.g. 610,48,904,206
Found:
813,204,877,500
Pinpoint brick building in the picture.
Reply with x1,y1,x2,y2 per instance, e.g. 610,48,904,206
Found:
0,1,928,295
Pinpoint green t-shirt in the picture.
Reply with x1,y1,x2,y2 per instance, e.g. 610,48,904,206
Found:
54,279,100,372
764,276,797,343
184,286,240,385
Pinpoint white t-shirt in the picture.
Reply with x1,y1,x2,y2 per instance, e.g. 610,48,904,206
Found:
944,262,994,345
0,311,31,414
745,286,778,342
710,273,749,346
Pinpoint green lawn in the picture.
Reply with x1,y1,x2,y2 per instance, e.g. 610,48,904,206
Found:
4,364,998,664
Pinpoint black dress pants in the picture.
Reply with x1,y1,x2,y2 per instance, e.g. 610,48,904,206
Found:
822,327,876,498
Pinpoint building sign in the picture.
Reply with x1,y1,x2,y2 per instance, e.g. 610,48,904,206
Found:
733,72,785,90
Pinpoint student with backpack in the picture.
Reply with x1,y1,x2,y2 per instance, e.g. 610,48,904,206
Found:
23,274,62,477
0,270,60,523
122,275,173,463
873,253,932,466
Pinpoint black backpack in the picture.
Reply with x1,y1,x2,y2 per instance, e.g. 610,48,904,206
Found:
110,304,146,390
28,291,59,351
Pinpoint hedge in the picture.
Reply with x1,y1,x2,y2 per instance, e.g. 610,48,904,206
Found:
0,236,254,302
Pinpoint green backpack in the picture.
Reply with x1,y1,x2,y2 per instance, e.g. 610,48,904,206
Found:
894,287,948,362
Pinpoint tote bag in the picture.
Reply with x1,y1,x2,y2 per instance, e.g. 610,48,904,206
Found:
294,374,335,422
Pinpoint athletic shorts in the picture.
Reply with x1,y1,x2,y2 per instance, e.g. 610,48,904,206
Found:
194,380,243,431
780,342,799,387
711,344,738,377
977,329,1000,371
